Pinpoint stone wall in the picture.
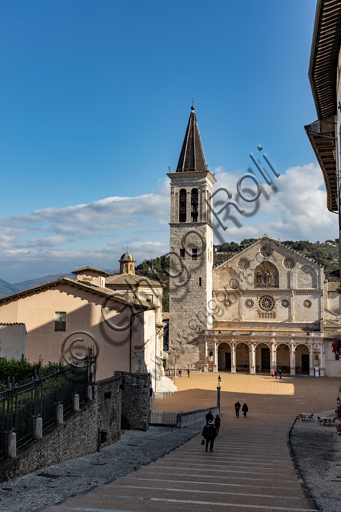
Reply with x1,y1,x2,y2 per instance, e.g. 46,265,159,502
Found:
121,372,150,431
0,371,150,482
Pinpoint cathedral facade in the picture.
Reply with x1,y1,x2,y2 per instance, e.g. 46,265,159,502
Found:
168,108,341,377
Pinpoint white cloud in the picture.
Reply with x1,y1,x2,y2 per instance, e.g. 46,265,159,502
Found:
213,162,338,243
0,162,337,283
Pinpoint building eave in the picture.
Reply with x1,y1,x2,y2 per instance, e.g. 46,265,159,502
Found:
308,0,341,120
304,118,337,211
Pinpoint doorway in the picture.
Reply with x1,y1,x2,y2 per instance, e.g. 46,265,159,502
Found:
302,354,309,374
261,347,270,370
218,342,231,372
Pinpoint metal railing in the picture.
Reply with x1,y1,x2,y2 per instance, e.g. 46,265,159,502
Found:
0,352,96,460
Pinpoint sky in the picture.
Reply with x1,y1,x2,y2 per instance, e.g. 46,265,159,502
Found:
0,0,337,283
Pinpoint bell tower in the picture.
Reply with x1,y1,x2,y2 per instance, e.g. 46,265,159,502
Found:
167,106,216,368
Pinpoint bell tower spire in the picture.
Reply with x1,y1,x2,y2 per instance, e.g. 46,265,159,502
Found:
167,107,217,369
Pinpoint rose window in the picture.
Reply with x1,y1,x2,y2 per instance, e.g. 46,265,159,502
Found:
237,257,250,270
259,295,275,312
245,298,254,309
281,299,289,308
303,299,312,308
283,257,296,269
260,244,273,257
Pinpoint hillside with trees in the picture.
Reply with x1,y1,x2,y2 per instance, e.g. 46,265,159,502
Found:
136,239,339,312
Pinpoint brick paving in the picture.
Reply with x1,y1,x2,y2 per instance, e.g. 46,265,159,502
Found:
40,373,339,512
152,373,340,415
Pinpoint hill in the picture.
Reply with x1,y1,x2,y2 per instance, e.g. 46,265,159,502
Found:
0,279,20,297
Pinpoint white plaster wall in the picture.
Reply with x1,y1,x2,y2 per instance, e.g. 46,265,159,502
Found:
0,324,26,360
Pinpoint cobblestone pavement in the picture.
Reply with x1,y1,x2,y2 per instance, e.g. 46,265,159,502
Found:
152,373,340,415
41,413,316,512
290,410,341,512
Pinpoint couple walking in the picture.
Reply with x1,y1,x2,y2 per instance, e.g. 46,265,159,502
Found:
202,411,220,452
234,401,248,417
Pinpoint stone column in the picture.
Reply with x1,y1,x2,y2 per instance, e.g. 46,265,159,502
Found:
271,339,276,374
290,343,296,376
33,416,43,440
231,342,236,374
309,343,314,376
214,341,218,373
320,342,325,377
250,343,256,375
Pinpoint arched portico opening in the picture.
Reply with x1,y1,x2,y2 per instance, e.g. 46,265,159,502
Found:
256,343,270,374
236,342,249,373
296,344,310,374
276,343,290,374
218,342,231,371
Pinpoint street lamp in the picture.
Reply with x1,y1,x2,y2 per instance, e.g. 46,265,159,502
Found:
217,374,221,411
337,396,340,407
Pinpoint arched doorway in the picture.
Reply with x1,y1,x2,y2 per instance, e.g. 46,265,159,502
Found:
256,343,270,374
276,343,290,374
218,342,231,371
296,345,310,374
236,342,249,373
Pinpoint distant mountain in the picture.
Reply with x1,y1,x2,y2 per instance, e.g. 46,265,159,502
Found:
0,279,20,298
13,273,74,292
13,268,119,293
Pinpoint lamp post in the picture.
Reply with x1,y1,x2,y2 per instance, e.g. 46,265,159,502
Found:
337,396,340,407
217,374,221,411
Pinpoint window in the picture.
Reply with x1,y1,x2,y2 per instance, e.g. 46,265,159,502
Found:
191,188,198,222
130,264,133,272
145,294,153,304
179,189,186,222
55,312,66,331
199,277,202,286
180,248,185,260
192,248,197,260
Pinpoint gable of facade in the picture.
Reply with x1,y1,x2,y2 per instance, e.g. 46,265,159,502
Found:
212,237,323,328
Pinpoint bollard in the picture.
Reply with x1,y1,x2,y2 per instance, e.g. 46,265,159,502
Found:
56,403,63,425
33,416,43,440
7,431,16,459
72,393,80,412
87,385,93,401
92,384,97,401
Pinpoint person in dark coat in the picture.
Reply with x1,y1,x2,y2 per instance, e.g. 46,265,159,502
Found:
202,420,217,452
206,410,214,422
278,368,282,379
187,369,190,377
179,370,182,377
242,403,248,417
234,401,241,418
214,414,220,434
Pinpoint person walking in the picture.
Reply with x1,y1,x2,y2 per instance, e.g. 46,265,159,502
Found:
202,420,217,452
234,401,241,418
278,368,282,379
206,410,214,422
179,370,182,377
187,369,190,378
214,414,220,435
242,403,248,417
